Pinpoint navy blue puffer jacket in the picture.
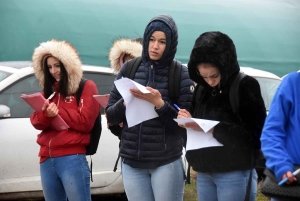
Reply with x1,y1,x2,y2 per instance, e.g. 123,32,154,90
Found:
106,15,194,162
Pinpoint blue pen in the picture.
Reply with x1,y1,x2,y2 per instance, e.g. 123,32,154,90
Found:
173,104,181,110
278,168,300,186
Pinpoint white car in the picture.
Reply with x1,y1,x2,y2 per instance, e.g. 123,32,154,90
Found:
0,62,124,200
182,64,282,111
239,66,281,111
0,62,281,200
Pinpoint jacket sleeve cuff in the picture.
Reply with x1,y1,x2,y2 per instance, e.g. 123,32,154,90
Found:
212,122,231,144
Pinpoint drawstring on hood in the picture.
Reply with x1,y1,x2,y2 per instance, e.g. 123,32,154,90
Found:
142,14,178,67
188,31,240,90
108,38,143,73
32,39,83,95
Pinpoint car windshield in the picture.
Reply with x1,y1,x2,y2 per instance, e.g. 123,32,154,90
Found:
0,70,12,82
255,77,281,111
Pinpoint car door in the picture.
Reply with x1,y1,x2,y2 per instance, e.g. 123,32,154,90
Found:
82,71,124,193
0,70,124,197
0,74,43,194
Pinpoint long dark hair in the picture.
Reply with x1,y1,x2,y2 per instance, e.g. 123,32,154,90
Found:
43,57,69,98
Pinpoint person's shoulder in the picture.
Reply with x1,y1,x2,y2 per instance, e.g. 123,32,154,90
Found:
282,71,300,82
277,72,300,90
119,61,131,76
240,74,259,87
84,79,97,88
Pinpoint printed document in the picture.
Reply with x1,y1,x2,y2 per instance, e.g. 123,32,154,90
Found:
114,78,158,127
174,118,223,150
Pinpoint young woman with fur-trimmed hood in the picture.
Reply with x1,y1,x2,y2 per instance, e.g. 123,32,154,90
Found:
108,37,143,73
177,32,266,201
30,39,100,201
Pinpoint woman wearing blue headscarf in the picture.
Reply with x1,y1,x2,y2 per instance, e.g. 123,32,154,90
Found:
106,15,194,201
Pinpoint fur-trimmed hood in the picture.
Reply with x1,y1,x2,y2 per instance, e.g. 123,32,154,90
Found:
188,31,240,89
32,39,82,94
108,38,142,73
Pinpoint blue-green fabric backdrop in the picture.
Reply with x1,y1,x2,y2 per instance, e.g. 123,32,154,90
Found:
0,0,299,77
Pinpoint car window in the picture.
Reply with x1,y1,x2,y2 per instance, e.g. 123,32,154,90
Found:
0,71,115,118
0,75,41,118
255,77,281,111
0,70,12,82
83,72,115,114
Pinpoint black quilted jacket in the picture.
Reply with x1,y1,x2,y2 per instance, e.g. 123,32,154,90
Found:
106,15,194,162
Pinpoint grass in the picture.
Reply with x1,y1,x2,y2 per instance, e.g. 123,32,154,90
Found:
183,178,271,201
184,178,198,201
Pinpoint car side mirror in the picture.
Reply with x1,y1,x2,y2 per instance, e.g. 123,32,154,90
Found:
0,105,11,118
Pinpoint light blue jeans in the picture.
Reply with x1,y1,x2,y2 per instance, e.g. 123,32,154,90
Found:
196,169,257,201
121,158,185,201
40,154,91,201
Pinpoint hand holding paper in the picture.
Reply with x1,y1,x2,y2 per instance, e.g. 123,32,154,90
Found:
174,118,222,150
114,78,158,127
174,118,218,133
130,87,164,109
20,93,69,131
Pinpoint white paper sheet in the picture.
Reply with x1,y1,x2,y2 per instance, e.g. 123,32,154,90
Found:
114,78,158,127
174,118,223,150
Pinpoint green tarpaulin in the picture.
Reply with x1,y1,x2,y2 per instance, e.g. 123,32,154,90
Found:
0,0,299,77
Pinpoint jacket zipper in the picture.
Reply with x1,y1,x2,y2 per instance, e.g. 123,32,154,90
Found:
48,92,61,157
163,126,166,150
151,64,154,82
138,123,142,160
49,139,52,157
147,64,154,86
80,99,84,113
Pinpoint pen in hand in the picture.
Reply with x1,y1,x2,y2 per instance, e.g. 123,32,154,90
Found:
278,168,300,186
173,104,181,110
47,92,56,100
42,92,56,111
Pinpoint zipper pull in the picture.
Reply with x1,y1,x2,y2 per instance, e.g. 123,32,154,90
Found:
151,64,153,70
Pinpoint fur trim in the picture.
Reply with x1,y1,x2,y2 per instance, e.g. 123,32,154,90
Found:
32,40,82,94
108,38,142,73
188,31,239,88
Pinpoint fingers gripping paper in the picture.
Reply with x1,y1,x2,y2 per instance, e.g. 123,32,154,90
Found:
20,93,69,131
114,78,158,127
174,118,223,151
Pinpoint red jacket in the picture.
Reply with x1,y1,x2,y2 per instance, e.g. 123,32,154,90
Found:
30,80,100,163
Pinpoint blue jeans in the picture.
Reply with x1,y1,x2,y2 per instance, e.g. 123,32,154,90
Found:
121,158,185,201
40,154,91,201
196,169,257,201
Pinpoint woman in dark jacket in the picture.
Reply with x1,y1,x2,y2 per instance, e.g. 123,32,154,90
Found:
106,15,194,201
177,32,266,201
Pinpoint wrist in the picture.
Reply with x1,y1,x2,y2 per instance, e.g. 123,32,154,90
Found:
155,101,165,109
